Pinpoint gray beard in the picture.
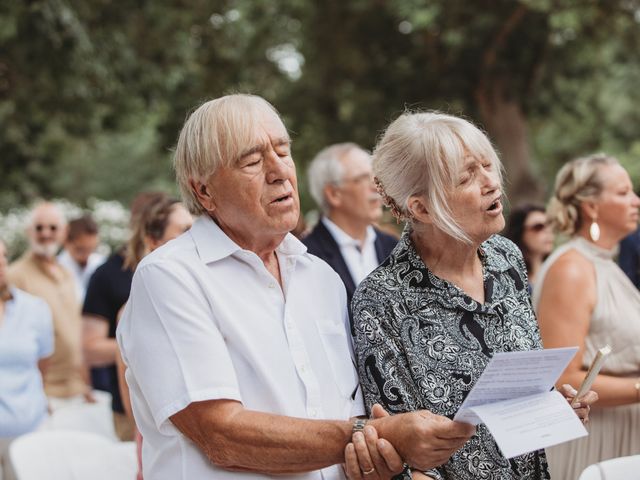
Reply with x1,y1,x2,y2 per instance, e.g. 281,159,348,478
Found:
30,241,60,259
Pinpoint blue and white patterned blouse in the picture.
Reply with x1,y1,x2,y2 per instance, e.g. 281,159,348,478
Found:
351,227,550,480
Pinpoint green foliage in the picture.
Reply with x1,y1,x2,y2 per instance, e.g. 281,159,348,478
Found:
1,0,639,215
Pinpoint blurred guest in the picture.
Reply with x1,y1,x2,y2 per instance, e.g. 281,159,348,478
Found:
123,197,193,272
291,213,309,239
82,191,166,440
304,143,397,319
8,202,89,403
503,204,554,289
116,196,192,480
351,112,595,480
58,215,105,303
619,226,639,289
533,154,640,479
0,239,53,480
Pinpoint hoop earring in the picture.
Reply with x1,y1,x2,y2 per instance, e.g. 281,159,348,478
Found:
589,220,600,242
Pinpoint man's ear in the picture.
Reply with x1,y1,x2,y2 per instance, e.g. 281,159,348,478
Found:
190,179,216,213
407,195,432,225
323,184,342,209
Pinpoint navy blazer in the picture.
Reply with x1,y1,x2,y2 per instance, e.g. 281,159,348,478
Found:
303,219,398,320
619,228,640,289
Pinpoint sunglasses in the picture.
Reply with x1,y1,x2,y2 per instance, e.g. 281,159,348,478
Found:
525,222,551,233
35,224,59,233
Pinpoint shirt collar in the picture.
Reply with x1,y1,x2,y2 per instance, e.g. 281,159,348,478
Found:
389,225,512,312
24,251,70,282
321,217,377,249
397,224,511,275
190,214,309,264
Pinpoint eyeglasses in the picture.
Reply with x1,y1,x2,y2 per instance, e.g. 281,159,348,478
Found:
341,173,374,186
524,222,551,233
35,224,59,233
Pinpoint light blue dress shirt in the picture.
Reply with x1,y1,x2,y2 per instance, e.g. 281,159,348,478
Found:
0,288,54,437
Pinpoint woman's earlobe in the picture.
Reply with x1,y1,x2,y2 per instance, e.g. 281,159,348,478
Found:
581,201,598,220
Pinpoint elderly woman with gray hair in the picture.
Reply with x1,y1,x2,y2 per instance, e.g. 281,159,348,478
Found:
533,154,640,479
349,111,596,480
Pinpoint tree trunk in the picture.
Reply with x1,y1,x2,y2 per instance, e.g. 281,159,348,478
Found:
474,4,544,207
476,78,544,208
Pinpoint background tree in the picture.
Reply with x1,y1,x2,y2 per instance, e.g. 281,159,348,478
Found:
1,0,639,214
281,0,640,204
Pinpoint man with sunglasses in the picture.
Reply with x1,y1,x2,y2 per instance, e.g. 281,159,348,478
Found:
304,143,397,323
8,202,90,405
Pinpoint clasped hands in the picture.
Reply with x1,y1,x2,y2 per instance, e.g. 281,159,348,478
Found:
344,385,598,480
343,404,473,480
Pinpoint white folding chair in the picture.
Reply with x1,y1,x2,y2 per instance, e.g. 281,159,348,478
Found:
579,455,640,480
48,390,118,440
8,431,136,480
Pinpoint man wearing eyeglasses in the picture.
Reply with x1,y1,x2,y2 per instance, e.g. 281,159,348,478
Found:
8,202,90,405
304,144,397,322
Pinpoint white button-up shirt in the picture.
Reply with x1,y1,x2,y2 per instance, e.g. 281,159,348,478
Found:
117,215,363,480
322,218,379,285
57,250,105,303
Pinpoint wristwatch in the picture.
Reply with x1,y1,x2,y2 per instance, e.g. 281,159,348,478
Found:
352,418,368,434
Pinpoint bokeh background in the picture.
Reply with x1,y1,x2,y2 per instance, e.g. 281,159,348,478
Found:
2,0,640,239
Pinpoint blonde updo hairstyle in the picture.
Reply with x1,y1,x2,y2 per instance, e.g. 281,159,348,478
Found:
547,153,619,236
372,111,503,243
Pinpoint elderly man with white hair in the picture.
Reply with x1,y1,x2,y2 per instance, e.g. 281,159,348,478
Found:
8,202,89,404
304,143,397,322
116,94,475,480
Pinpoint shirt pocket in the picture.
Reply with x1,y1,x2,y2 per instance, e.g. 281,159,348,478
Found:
317,321,359,399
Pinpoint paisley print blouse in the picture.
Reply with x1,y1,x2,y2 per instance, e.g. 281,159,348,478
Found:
351,228,550,480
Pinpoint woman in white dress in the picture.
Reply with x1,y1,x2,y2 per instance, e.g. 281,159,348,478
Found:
533,153,640,479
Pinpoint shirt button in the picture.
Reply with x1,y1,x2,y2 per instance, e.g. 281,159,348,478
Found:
300,365,306,373
309,408,317,418
268,283,276,289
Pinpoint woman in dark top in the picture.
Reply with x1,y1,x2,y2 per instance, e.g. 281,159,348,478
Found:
349,111,595,480
503,204,554,290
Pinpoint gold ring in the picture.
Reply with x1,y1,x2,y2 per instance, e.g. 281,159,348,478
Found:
362,467,376,475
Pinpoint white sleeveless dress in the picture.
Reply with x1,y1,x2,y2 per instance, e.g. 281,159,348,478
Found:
532,237,640,480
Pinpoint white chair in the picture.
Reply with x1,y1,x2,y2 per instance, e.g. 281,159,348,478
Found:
8,431,136,480
579,455,640,480
48,390,118,440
